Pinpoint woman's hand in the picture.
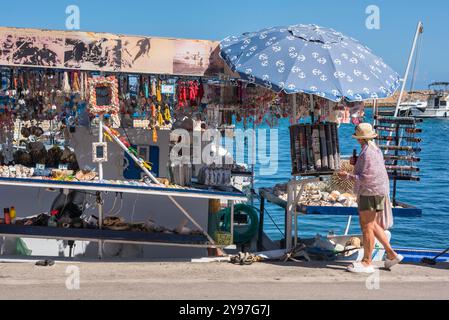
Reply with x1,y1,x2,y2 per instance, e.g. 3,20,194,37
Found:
337,171,349,179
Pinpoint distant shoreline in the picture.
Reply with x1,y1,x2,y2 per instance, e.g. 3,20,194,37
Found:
364,90,429,107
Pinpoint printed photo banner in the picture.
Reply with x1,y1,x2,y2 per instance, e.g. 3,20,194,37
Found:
0,27,225,76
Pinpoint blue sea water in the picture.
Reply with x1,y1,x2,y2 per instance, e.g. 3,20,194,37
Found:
248,109,449,250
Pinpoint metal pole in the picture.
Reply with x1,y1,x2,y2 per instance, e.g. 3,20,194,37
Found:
285,179,294,250
382,22,423,156
392,124,400,206
344,216,352,235
293,182,305,247
98,116,104,259
169,195,216,245
229,200,234,244
99,116,104,180
257,195,265,251
250,120,256,207
293,186,298,247
372,99,377,127
394,21,424,117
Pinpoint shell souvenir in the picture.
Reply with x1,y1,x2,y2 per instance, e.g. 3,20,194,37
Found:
88,76,120,121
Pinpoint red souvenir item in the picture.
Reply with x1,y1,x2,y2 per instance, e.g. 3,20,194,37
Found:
197,81,204,102
188,80,199,101
177,81,188,107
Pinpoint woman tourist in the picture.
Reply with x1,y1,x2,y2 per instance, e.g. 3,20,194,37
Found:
338,123,403,274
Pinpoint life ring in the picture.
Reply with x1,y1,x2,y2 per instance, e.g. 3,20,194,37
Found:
217,204,259,244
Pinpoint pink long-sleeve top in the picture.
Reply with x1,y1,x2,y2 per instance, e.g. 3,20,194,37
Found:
351,142,390,197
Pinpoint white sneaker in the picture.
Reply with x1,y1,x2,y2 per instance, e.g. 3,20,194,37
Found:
385,254,404,270
347,262,376,274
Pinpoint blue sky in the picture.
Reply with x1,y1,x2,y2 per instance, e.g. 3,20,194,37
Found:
1,0,447,88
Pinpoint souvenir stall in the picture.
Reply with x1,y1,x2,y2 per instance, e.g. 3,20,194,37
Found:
219,23,423,254
0,27,268,259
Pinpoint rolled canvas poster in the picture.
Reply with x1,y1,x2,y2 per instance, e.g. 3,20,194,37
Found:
299,125,307,172
305,125,314,171
289,123,340,174
312,125,321,169
325,123,335,170
331,123,340,170
289,126,299,174
289,126,297,174
295,127,302,173
319,124,329,169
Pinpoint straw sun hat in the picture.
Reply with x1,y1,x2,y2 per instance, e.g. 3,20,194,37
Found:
352,123,378,140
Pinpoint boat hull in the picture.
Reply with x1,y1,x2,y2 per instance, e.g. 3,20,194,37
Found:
411,108,449,118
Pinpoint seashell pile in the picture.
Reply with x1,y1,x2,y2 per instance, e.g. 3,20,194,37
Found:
75,169,97,181
0,165,35,178
52,169,74,180
269,182,358,208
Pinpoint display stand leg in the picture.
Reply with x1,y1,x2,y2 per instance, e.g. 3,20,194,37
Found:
286,177,320,250
229,200,234,244
392,124,400,206
282,208,287,250
97,195,103,259
293,183,306,247
257,196,265,251
168,195,216,245
286,179,295,250
98,116,104,259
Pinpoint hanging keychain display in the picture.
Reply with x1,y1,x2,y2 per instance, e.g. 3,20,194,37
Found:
374,116,423,205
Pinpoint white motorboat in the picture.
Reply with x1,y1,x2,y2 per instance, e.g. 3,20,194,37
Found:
399,82,449,118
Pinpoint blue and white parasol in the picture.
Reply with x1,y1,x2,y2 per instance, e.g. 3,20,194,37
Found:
220,24,401,102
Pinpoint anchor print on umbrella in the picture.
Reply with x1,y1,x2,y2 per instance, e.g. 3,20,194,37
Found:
220,24,400,102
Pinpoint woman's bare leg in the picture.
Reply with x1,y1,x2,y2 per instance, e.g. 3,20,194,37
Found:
359,210,377,266
372,215,397,260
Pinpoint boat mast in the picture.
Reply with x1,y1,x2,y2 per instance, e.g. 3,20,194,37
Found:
394,22,424,117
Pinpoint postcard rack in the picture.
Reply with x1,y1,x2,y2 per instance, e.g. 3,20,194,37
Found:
374,116,423,205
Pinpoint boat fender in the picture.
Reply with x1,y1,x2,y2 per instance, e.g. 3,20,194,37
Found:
217,204,259,245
